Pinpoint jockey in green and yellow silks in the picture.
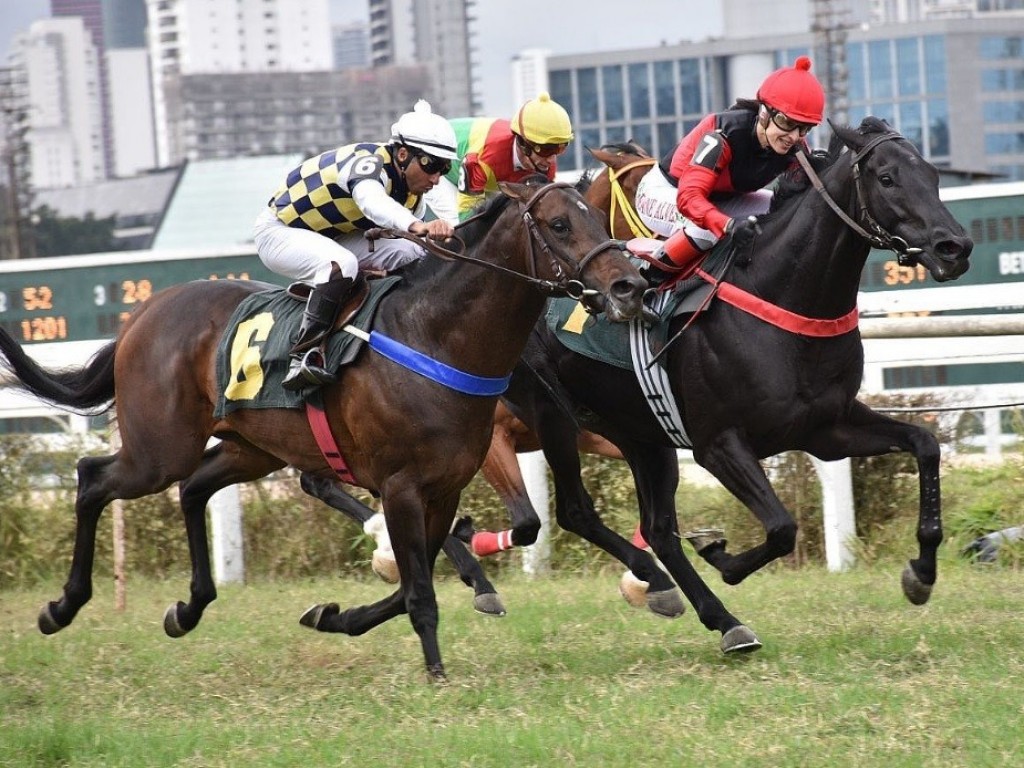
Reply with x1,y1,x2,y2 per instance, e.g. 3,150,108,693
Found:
424,93,574,223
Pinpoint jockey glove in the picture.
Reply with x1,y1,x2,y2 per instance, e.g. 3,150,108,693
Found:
727,216,760,248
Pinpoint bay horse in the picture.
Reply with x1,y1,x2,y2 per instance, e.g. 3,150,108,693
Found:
298,144,656,615
492,118,972,652
0,180,646,681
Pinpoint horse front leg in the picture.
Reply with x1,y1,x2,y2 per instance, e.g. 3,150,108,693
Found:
693,430,798,585
803,402,942,605
301,472,502,614
624,443,761,654
469,411,544,553
304,483,454,682
537,414,683,618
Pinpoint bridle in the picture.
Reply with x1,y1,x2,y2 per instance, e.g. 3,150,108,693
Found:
368,182,626,302
796,133,924,266
605,157,656,239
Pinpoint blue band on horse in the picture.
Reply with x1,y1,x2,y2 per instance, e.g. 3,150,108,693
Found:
368,331,511,396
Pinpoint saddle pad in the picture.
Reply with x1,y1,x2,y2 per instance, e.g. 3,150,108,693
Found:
547,295,673,371
214,276,401,417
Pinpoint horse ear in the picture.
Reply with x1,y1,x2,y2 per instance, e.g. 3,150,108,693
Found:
498,181,531,201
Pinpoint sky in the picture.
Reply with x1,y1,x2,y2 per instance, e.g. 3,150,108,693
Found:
0,0,724,117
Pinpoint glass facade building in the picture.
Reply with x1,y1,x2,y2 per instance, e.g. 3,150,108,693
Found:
546,17,1024,182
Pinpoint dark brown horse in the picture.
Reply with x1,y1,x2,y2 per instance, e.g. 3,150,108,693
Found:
300,145,656,616
495,119,972,652
0,180,646,681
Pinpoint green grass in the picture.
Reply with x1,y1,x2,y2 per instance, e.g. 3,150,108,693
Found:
1,562,1022,767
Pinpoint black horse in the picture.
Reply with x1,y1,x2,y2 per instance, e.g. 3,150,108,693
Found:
0,180,646,681
489,118,972,652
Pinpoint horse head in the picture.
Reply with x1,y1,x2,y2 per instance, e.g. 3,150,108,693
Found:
830,117,973,282
493,176,647,321
584,142,657,240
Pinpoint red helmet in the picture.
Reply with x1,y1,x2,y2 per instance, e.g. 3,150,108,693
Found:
756,56,825,124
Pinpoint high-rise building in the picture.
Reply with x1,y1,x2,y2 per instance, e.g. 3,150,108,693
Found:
333,22,370,71
51,0,115,178
532,3,1024,182
367,0,476,116
11,17,106,189
144,0,333,166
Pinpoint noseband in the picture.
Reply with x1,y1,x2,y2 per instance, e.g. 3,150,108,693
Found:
516,182,626,300
386,182,626,301
796,134,924,266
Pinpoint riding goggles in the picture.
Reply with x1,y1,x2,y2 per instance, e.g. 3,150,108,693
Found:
413,151,452,176
769,109,816,137
521,139,569,158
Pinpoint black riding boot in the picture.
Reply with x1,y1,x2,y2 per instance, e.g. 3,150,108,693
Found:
281,274,355,391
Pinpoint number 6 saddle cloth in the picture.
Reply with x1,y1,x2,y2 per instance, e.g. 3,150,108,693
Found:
213,276,401,417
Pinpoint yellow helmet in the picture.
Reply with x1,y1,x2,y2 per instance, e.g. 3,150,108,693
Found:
511,92,574,145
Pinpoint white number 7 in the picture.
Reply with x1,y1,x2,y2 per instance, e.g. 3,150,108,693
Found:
694,135,718,164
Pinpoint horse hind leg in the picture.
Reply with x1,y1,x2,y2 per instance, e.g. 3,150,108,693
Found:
39,454,119,634
164,441,284,637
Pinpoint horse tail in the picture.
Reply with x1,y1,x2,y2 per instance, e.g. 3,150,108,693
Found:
0,329,116,412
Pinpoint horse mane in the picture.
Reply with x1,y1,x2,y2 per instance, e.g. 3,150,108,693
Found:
769,116,897,215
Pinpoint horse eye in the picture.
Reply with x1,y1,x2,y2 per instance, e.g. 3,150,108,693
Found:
549,217,570,233
879,174,895,187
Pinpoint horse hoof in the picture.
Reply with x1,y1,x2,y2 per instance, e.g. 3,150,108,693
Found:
721,625,762,654
371,549,400,584
901,563,933,606
473,593,507,617
618,570,649,608
646,588,685,619
682,527,726,554
163,602,190,638
426,663,449,684
38,603,64,635
299,602,339,631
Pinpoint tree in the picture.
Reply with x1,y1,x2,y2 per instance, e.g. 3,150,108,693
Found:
31,204,121,257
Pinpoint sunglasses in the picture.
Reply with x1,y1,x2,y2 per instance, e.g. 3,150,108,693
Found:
413,151,451,176
769,109,815,137
521,140,568,158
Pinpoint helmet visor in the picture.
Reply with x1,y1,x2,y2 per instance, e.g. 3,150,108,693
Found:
769,109,815,137
521,139,568,158
411,149,452,176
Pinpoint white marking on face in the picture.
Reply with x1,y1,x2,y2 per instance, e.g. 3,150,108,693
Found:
575,200,588,212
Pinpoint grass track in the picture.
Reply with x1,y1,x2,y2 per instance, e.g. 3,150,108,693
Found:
1,562,1021,767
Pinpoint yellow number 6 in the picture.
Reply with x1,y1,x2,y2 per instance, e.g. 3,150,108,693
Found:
225,312,275,401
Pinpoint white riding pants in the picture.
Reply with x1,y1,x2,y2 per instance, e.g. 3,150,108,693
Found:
633,167,773,250
253,207,427,285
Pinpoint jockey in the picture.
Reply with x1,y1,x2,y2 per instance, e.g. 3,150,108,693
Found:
424,92,574,223
634,56,825,280
253,99,457,390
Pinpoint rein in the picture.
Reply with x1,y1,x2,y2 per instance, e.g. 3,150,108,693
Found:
368,182,625,301
606,158,656,239
796,135,924,264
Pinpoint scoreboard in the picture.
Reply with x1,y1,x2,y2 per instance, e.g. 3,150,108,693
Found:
0,247,283,345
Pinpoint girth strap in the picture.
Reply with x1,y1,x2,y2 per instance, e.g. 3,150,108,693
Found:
306,390,358,485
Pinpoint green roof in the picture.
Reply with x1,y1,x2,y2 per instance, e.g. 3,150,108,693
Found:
151,154,303,250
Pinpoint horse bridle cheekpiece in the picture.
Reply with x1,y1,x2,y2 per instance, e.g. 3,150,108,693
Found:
368,182,624,304
516,182,624,302
796,132,925,267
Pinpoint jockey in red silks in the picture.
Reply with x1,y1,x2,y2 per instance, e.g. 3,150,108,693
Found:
634,56,826,280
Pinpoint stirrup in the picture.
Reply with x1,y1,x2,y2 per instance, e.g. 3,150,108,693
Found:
281,348,337,391
640,288,661,326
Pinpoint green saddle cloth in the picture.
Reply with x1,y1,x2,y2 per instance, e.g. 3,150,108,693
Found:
547,245,733,369
547,295,674,370
214,276,400,417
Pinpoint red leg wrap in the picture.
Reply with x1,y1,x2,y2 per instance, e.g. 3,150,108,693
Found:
471,529,515,557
